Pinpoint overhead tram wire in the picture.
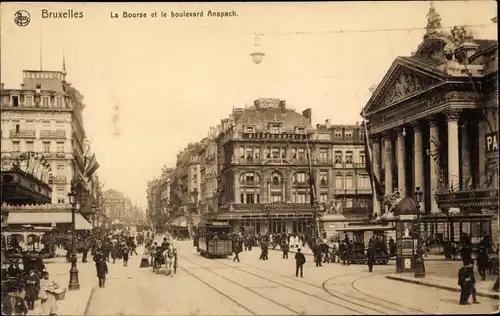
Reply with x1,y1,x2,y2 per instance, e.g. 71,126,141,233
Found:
186,23,492,38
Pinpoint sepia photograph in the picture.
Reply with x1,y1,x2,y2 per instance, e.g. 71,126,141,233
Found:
0,1,498,315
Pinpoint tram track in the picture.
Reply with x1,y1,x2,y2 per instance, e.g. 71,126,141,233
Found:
181,254,378,315
193,254,427,315
179,256,303,315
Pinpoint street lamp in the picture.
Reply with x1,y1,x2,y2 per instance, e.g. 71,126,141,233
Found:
414,187,425,278
67,183,80,290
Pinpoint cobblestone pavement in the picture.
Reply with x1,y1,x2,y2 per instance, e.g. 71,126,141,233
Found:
84,241,498,316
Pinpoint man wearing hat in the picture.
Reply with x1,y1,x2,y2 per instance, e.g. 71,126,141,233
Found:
458,260,479,305
295,248,306,277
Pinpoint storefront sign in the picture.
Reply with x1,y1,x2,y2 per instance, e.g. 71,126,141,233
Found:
12,151,54,185
243,132,310,140
486,132,498,153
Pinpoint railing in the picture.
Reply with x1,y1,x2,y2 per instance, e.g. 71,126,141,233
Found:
9,129,36,139
40,129,66,139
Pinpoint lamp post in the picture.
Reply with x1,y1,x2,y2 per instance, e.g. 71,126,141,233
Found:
295,209,299,234
414,187,425,278
67,182,80,290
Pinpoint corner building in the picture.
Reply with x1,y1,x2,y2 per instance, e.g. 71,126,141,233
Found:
363,7,498,242
214,98,371,235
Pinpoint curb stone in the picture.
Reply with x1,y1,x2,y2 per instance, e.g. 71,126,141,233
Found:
82,287,96,316
386,275,500,300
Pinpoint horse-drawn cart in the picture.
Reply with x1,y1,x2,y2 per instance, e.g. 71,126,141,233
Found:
152,247,177,276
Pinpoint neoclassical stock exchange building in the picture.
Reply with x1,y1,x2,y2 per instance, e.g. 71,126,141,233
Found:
363,11,498,243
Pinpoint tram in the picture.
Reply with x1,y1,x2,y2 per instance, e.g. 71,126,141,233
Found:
336,225,395,265
197,220,233,258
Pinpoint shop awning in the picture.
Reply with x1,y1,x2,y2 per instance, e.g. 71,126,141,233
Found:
7,212,93,230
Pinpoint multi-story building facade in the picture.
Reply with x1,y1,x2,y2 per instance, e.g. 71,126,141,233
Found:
363,5,497,242
102,189,132,224
146,167,174,231
214,98,372,235
199,131,219,215
1,67,88,205
169,143,201,233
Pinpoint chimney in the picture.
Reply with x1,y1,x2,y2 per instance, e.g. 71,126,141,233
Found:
456,40,480,63
325,119,331,128
279,100,286,113
302,108,312,124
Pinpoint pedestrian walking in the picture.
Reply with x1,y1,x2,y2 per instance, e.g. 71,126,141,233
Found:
39,271,59,316
96,257,108,288
477,246,488,281
458,260,479,305
282,241,289,259
233,242,241,262
123,246,129,267
295,248,306,277
367,241,375,272
24,269,40,311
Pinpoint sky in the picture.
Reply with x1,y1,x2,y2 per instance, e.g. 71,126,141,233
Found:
1,1,497,209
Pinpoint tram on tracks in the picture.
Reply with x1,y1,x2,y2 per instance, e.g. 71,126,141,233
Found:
336,225,395,265
197,220,233,258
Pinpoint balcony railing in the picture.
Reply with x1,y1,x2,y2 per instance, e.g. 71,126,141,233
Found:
9,129,36,139
40,129,66,139
231,203,313,211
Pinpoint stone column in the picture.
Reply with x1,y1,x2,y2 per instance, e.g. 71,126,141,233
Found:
461,121,471,189
383,132,393,198
428,116,441,214
371,135,382,216
412,121,425,211
396,128,406,197
286,170,292,202
478,120,487,188
446,109,461,190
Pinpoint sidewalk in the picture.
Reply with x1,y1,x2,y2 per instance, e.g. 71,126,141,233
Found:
386,273,499,300
28,255,95,316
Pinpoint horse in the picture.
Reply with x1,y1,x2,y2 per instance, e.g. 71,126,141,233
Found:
162,246,177,277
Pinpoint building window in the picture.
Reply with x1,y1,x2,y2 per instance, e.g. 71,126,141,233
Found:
269,123,280,134
12,141,20,153
298,148,305,160
25,96,33,107
291,148,297,159
271,148,280,159
334,131,342,139
345,130,353,139
246,148,254,161
271,193,282,202
294,172,306,184
271,172,281,185
360,131,365,141
320,193,328,203
334,151,342,164
43,142,51,153
246,193,255,204
244,126,254,133
26,141,34,152
15,124,20,134
296,127,305,134
345,151,353,164
358,175,370,189
12,96,19,107
56,142,64,153
254,148,260,159
57,164,65,173
239,147,244,159
319,149,328,163
42,96,49,107
56,121,64,130
320,171,328,186
360,151,365,165
295,193,306,203
335,175,343,189
42,121,51,129
345,175,353,189
57,186,65,203
56,97,63,108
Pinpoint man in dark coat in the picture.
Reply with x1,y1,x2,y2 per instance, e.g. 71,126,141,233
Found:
477,246,488,281
295,248,306,277
458,261,479,305
282,241,290,259
122,245,129,267
367,241,375,273
96,257,108,288
233,242,241,262
24,269,40,310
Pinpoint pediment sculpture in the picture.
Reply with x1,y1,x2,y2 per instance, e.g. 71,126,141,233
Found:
383,70,439,105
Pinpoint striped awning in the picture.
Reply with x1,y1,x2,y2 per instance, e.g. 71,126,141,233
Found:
7,212,93,230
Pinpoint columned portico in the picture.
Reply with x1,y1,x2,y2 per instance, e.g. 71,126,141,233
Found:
446,109,461,189
428,116,440,214
396,128,406,197
383,132,393,199
412,122,424,211
461,120,471,189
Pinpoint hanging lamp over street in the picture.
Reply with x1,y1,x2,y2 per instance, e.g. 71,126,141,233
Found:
250,34,265,64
